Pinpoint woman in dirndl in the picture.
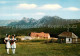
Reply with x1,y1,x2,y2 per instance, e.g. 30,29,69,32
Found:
4,34,11,54
11,35,17,54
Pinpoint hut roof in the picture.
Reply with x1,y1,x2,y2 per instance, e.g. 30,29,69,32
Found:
58,32,78,38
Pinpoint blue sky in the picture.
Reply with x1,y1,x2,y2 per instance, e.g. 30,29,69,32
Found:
0,0,80,20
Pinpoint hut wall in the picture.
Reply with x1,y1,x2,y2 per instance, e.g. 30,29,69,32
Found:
66,38,72,43
72,38,77,43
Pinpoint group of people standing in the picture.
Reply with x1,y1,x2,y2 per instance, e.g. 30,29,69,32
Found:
4,34,17,54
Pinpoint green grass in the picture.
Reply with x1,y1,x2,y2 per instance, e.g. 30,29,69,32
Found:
0,40,80,56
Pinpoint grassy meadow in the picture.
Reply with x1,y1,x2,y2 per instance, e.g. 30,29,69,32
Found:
0,39,80,56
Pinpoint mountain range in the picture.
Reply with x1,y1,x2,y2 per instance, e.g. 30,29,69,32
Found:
0,20,17,26
1,16,80,28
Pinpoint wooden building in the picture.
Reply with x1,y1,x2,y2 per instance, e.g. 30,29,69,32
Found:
58,32,78,43
30,32,50,39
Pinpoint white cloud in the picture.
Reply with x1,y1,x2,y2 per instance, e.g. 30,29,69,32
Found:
17,3,37,9
38,4,62,10
16,3,80,11
34,12,45,15
63,7,80,11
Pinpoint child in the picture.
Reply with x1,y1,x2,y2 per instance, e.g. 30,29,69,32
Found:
10,35,17,54
4,34,11,54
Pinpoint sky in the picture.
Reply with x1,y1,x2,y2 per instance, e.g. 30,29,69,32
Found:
0,0,80,20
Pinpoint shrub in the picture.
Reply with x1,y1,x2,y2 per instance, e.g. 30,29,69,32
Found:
44,39,57,44
16,38,21,42
0,38,5,44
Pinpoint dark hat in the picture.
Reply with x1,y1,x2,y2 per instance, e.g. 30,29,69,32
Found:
12,34,15,37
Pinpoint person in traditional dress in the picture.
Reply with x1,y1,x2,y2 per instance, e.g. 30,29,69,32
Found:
10,35,17,54
4,34,11,54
